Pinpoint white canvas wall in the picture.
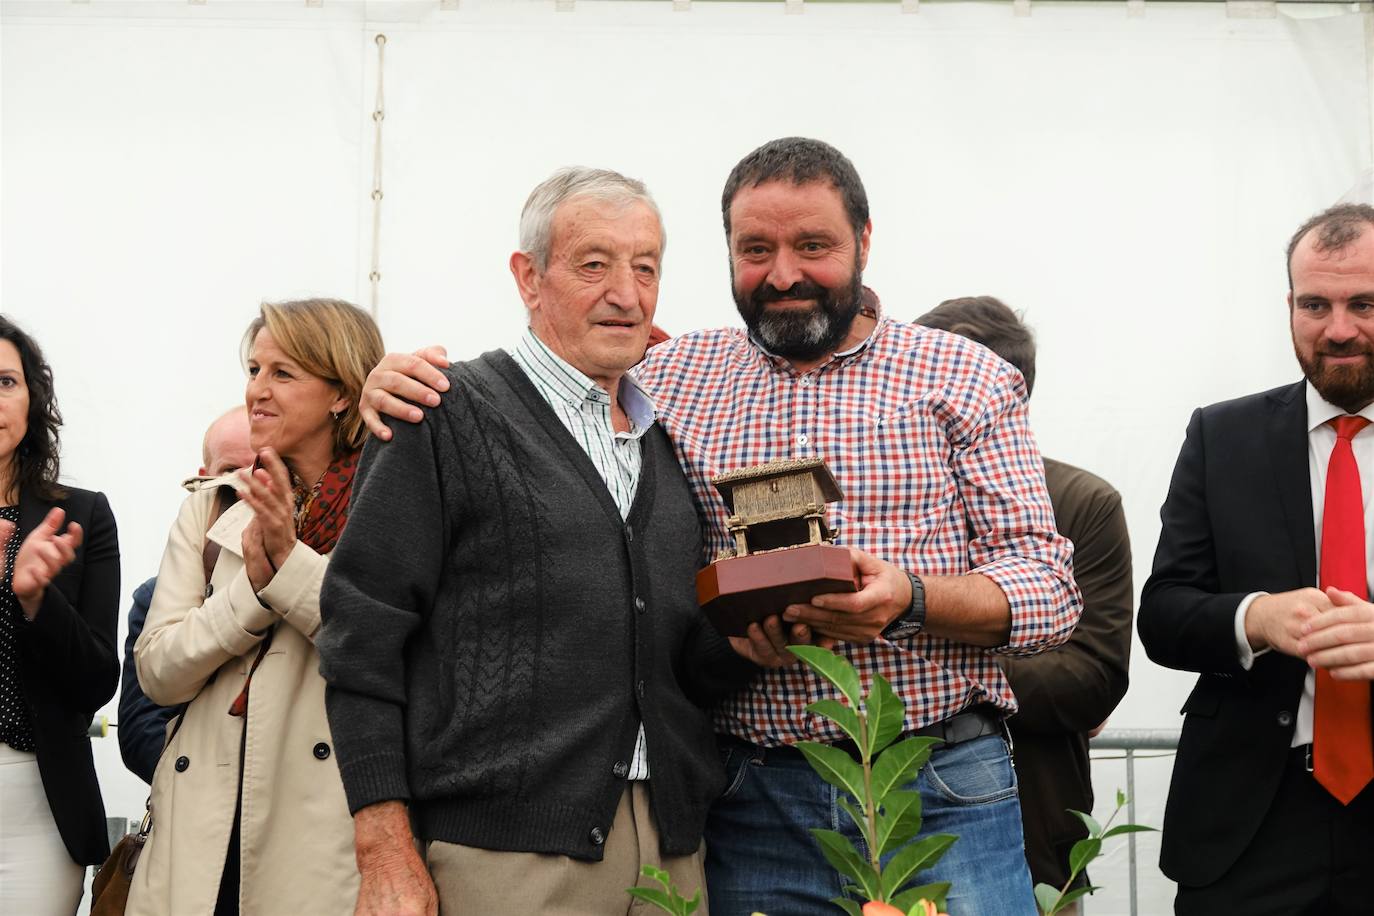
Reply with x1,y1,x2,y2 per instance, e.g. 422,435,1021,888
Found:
2,1,1370,912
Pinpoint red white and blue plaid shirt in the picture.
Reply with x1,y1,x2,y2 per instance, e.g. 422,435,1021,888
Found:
636,298,1081,746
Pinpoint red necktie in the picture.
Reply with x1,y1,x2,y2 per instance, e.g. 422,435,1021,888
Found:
1313,414,1374,804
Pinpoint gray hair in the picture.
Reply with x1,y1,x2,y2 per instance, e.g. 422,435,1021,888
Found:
518,167,666,271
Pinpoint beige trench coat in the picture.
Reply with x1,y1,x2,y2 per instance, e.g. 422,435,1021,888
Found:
128,485,360,915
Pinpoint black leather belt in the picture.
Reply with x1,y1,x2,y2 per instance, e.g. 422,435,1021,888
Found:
909,704,1005,746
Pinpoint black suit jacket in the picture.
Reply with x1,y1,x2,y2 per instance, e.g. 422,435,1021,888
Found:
1138,381,1312,888
14,485,121,865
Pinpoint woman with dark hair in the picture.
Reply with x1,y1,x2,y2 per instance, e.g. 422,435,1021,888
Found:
0,315,120,915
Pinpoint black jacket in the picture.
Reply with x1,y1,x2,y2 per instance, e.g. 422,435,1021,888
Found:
1138,381,1312,887
15,485,121,865
117,576,177,784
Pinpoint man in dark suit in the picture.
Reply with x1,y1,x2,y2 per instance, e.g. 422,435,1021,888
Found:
916,297,1134,909
1139,202,1374,914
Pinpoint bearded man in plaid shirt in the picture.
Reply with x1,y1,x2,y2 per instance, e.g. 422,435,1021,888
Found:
360,138,1081,916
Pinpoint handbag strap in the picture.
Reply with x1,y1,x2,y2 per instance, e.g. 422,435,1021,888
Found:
200,484,238,586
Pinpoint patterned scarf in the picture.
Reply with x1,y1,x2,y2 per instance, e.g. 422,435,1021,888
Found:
294,449,361,555
228,448,361,718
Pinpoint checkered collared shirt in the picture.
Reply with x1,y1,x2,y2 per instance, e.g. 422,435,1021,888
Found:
510,329,655,777
635,299,1081,747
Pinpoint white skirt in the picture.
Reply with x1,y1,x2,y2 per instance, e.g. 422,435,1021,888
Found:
0,742,84,916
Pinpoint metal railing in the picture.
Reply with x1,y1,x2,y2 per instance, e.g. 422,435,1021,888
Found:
1084,728,1180,916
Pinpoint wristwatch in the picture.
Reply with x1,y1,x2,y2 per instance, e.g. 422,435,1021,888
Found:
881,572,926,640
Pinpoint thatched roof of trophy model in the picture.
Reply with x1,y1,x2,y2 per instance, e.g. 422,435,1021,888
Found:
696,458,857,637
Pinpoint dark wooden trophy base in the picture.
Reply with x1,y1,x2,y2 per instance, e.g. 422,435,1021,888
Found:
696,543,858,637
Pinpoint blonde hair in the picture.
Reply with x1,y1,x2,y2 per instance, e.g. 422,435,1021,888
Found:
241,298,384,454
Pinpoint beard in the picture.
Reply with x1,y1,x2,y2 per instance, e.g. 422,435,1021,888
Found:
1294,337,1374,412
733,265,864,362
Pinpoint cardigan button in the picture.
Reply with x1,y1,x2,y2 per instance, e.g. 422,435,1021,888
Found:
313,742,331,760
634,596,646,614
636,680,646,698
174,756,190,772
589,826,605,846
1277,711,1293,728
625,525,634,542
613,760,629,778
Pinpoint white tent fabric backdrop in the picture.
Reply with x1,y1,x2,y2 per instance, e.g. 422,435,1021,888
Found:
2,1,1371,912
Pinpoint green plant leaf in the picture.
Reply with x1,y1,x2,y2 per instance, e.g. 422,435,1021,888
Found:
1116,788,1126,807
627,887,675,912
830,897,864,916
870,736,940,799
1067,808,1102,837
683,888,701,915
878,833,958,898
640,864,670,886
789,645,862,706
1068,837,1102,876
1057,886,1100,908
891,882,951,910
797,742,868,805
866,674,904,757
1101,823,1157,839
1033,881,1061,915
810,828,877,898
837,797,874,849
808,699,864,748
874,789,923,855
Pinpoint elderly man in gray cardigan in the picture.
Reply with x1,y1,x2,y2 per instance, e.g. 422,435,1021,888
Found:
317,167,805,916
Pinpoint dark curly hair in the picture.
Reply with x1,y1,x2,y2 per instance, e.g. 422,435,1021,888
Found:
0,316,64,502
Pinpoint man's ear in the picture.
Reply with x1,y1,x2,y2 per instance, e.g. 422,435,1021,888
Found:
510,250,541,313
858,219,873,271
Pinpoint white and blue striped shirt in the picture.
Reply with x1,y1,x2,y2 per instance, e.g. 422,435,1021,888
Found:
509,329,655,780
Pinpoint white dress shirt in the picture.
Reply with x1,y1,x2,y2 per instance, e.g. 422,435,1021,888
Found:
509,329,656,779
1234,382,1374,746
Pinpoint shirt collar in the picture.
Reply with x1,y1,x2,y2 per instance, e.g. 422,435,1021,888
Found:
512,329,657,432
746,286,885,369
1304,380,1374,433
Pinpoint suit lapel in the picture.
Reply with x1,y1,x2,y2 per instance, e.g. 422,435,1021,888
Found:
1266,381,1316,587
16,487,49,541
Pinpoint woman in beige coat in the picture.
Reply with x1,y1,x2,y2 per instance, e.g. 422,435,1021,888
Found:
130,299,384,916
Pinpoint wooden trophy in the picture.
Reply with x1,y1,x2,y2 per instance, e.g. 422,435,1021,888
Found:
696,458,858,637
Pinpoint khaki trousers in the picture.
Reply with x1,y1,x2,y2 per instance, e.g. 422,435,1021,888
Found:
426,783,707,915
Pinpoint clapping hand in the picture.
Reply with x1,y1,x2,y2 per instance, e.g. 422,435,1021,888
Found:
239,448,297,590
0,507,83,620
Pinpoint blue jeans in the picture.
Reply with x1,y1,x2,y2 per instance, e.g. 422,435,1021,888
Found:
704,733,1037,916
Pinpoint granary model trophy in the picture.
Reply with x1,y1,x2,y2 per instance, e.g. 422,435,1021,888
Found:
695,458,858,637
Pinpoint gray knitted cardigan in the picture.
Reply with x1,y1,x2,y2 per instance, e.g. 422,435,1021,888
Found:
318,350,756,860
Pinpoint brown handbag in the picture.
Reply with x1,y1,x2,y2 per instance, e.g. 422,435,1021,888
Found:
88,808,150,916
89,486,234,914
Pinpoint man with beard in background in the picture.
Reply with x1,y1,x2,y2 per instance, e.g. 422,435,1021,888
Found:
358,138,1080,915
1139,202,1374,914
